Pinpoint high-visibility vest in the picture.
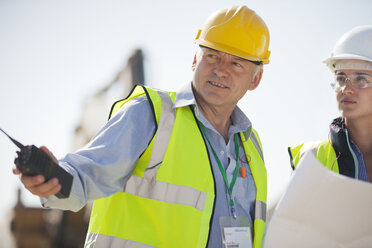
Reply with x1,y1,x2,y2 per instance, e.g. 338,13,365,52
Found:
289,141,340,173
85,85,267,248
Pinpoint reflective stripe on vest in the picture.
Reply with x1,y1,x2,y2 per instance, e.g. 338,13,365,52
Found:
85,233,158,248
289,140,339,173
86,85,267,248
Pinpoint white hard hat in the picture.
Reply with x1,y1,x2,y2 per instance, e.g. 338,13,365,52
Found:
324,25,372,72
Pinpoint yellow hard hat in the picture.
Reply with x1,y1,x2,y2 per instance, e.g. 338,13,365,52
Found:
195,5,271,64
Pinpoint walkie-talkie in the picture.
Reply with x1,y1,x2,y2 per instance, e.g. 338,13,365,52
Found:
1,128,72,199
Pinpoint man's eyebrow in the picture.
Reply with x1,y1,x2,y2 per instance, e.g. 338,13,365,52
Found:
234,57,248,62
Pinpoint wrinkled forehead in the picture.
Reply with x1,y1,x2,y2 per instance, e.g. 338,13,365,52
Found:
334,59,372,72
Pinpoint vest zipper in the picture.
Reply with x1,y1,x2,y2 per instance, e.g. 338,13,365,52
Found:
345,129,359,179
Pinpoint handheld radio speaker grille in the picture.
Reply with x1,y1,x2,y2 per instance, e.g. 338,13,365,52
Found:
1,128,72,198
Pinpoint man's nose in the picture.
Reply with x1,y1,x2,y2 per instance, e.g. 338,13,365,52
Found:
213,60,229,78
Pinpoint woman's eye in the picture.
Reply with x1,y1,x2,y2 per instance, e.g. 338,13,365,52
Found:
336,76,346,82
356,76,368,83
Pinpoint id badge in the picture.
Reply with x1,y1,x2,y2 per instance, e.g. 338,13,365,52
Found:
219,216,252,248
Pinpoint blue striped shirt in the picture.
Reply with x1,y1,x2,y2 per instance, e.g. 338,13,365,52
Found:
350,139,369,182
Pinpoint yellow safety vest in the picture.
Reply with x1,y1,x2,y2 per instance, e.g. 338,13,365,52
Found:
289,141,339,173
85,85,267,248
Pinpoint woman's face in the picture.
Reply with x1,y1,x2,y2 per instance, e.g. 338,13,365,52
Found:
335,69,372,123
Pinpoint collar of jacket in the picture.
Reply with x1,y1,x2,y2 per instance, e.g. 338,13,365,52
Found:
329,117,356,178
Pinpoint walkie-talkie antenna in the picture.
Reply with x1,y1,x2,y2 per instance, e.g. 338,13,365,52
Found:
0,128,25,149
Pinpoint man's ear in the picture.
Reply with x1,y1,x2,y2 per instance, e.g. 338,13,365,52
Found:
192,54,197,71
248,69,263,91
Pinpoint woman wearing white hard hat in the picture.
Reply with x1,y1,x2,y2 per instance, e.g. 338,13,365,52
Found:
289,25,372,181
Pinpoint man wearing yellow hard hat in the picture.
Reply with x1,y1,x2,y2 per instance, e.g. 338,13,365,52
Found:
289,26,372,182
14,5,270,248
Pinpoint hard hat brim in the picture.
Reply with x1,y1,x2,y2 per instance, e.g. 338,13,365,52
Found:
324,54,372,65
197,40,270,64
324,54,372,72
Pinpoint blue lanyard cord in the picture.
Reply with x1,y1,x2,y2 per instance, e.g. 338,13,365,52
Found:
198,121,240,218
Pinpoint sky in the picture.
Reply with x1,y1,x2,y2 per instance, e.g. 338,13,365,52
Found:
0,0,371,246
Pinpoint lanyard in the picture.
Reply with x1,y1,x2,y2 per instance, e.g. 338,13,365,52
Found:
198,121,240,219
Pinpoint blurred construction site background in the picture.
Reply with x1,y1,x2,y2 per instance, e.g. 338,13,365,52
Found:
11,49,144,248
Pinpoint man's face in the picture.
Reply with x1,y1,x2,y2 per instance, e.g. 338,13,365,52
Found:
336,69,372,122
192,47,262,111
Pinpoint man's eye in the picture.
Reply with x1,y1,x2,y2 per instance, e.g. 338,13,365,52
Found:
206,54,217,58
232,62,242,68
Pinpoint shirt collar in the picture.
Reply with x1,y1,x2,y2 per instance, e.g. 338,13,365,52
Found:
174,82,252,134
173,81,196,108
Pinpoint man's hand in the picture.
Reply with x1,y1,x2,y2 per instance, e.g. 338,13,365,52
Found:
12,146,62,198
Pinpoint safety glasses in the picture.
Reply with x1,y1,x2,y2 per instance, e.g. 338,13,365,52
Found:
331,72,372,92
